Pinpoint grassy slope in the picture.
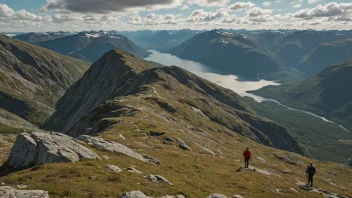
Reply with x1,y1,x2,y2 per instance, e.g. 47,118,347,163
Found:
252,60,352,131
245,97,352,163
0,35,90,125
0,116,351,197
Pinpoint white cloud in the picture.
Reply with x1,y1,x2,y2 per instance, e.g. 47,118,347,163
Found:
293,4,302,8
228,2,256,11
307,0,318,4
188,0,229,7
262,2,272,7
294,2,352,21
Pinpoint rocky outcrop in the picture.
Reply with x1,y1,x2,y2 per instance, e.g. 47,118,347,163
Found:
120,191,152,198
148,175,173,185
4,131,100,169
0,186,49,198
43,50,152,133
207,193,228,198
77,135,160,165
176,138,192,151
106,165,122,172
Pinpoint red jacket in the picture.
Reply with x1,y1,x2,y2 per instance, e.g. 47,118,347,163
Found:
243,150,251,158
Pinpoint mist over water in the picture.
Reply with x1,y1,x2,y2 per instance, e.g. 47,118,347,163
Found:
145,50,280,101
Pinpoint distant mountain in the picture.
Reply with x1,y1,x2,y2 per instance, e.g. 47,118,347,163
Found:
0,35,90,125
268,30,350,68
297,38,352,75
38,31,151,63
252,60,352,131
122,29,203,52
169,30,284,78
43,50,303,154
14,32,74,44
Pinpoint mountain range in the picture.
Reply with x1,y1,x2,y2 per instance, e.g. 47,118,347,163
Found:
252,60,352,131
169,30,285,78
0,35,90,125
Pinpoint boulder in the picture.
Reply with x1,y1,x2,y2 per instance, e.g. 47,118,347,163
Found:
120,191,152,198
77,135,160,165
127,167,143,174
159,196,185,198
176,138,192,151
0,186,49,198
232,195,244,198
106,165,123,172
5,131,100,169
148,175,173,185
207,193,228,198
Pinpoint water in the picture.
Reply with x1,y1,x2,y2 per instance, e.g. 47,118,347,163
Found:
145,50,348,130
145,50,280,101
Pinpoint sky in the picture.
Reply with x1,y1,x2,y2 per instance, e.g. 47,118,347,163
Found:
0,0,352,32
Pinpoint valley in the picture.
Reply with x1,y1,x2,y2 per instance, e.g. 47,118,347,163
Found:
0,26,352,198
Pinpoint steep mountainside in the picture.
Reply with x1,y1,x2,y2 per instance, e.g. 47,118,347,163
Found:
169,30,284,78
38,31,151,63
268,30,349,68
44,50,302,154
298,38,352,75
253,60,352,131
0,35,90,125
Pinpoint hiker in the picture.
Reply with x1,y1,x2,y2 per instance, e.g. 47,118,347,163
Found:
306,162,316,187
243,147,251,168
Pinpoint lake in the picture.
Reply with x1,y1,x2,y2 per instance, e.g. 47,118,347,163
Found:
145,50,279,101
145,50,347,130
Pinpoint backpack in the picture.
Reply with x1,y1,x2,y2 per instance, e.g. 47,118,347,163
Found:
309,166,316,175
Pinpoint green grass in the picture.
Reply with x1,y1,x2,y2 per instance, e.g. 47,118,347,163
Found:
0,123,25,134
245,97,352,164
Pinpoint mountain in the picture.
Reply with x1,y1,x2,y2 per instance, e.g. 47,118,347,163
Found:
297,38,352,75
44,50,302,154
2,50,351,198
0,35,90,125
122,29,202,52
169,30,285,78
245,97,352,163
38,31,151,63
14,32,73,44
252,60,352,131
268,30,350,68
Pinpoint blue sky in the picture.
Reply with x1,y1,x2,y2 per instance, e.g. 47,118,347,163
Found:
1,0,352,32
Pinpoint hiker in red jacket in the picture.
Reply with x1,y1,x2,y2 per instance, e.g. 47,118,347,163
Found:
243,147,251,168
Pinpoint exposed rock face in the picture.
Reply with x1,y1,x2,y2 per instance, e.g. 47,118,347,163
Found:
0,186,49,198
148,175,173,185
176,138,192,151
43,50,152,133
207,193,228,198
0,35,90,125
4,131,100,169
77,135,160,165
120,191,152,198
106,165,123,172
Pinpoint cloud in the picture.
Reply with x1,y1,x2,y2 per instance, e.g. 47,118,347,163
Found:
293,4,302,8
247,7,272,17
307,0,319,4
43,0,184,14
294,2,352,21
0,4,43,21
228,2,256,11
262,2,272,7
187,8,229,22
128,13,178,25
188,0,229,7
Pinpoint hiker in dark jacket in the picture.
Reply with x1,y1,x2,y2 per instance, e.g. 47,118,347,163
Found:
306,162,316,187
243,148,251,168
